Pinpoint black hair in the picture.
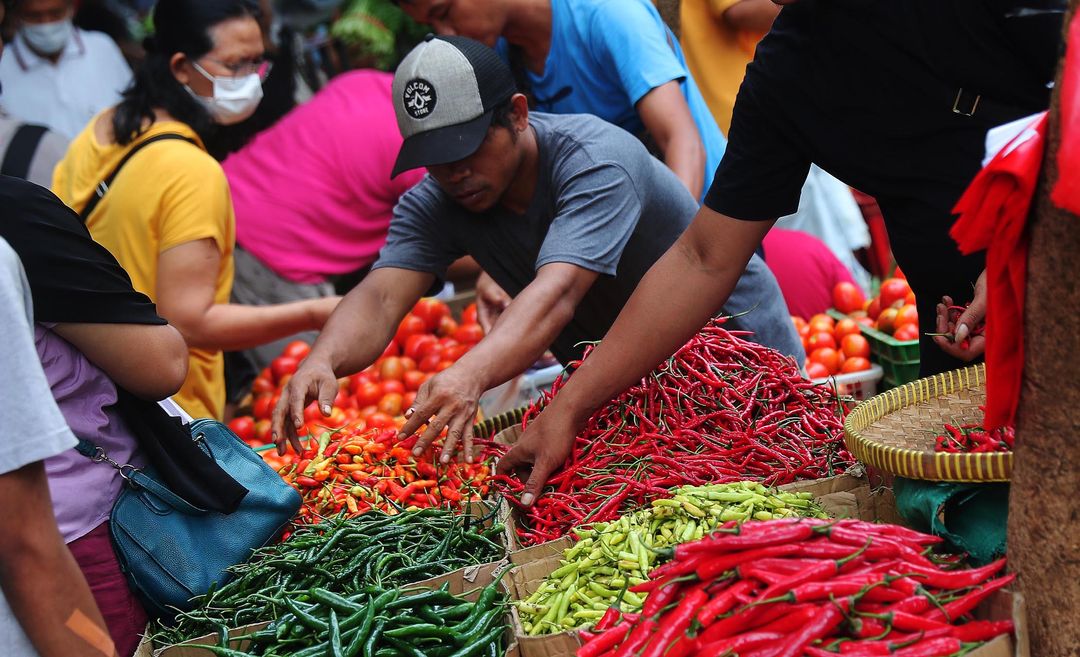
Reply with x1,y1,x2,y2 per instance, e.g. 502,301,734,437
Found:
490,98,517,131
111,0,261,146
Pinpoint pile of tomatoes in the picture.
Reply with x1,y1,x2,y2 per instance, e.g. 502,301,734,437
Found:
792,311,873,379
833,274,920,342
279,421,493,524
227,298,485,471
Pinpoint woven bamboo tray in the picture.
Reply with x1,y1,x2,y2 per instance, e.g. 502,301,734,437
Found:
844,363,1012,482
473,406,527,440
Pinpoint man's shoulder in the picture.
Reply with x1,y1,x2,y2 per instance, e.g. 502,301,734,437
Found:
77,29,126,60
532,112,651,173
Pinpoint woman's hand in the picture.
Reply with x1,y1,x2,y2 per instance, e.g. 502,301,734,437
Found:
932,271,987,361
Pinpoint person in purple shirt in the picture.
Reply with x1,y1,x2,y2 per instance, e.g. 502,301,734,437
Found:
0,175,189,656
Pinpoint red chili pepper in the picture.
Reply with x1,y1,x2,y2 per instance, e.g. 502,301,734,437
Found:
639,588,707,657
694,631,785,656
889,637,963,657
771,598,849,657
696,579,756,625
611,618,657,657
576,620,631,657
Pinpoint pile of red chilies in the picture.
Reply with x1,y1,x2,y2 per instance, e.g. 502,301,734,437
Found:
490,320,854,546
934,423,1014,454
577,518,1015,657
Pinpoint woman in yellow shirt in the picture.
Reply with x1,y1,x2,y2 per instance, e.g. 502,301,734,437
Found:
53,0,338,420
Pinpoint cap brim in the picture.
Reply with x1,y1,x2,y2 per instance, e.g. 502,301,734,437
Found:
391,109,495,179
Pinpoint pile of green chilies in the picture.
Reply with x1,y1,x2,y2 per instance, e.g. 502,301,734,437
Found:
196,581,508,657
153,506,506,645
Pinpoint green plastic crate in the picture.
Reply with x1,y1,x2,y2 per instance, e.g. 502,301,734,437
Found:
825,309,921,388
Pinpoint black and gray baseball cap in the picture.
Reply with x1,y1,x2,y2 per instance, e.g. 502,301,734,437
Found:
391,35,518,178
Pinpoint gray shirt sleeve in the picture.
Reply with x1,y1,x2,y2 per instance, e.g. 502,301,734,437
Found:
536,162,643,276
27,129,69,190
371,179,464,278
0,239,77,475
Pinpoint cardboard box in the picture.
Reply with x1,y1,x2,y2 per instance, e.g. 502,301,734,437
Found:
496,470,1027,657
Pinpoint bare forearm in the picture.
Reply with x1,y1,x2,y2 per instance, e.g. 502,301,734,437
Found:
663,132,705,200
0,465,114,657
1,540,114,657
310,284,410,377
453,289,574,393
722,0,780,32
188,301,322,352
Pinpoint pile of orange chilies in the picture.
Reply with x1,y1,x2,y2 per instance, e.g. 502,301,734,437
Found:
278,420,492,525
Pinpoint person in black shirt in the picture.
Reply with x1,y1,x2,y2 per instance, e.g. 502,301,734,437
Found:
496,0,1064,505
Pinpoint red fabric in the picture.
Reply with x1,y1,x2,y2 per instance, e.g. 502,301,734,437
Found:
851,189,892,278
1052,12,1080,214
68,522,148,657
950,113,1047,430
762,228,857,319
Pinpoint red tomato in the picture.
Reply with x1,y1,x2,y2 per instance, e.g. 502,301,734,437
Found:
359,405,378,421
879,278,912,310
876,308,899,335
833,318,861,342
253,395,274,421
282,340,311,360
905,290,917,305
379,357,405,382
303,401,324,423
367,412,396,429
413,298,451,332
354,382,383,408
807,332,837,352
832,282,866,315
418,354,442,373
806,362,831,379
856,317,875,329
453,323,484,344
381,339,401,359
866,297,882,320
254,419,272,443
403,370,426,392
893,323,920,342
840,334,871,360
270,356,299,383
437,315,459,338
252,375,276,395
894,304,919,329
394,314,427,346
435,360,455,372
443,343,470,362
381,379,406,396
894,266,906,280
404,334,438,361
324,407,348,428
791,316,808,336
398,356,417,372
377,393,404,417
809,347,841,375
840,357,872,373
461,303,478,326
333,388,354,410
228,416,256,442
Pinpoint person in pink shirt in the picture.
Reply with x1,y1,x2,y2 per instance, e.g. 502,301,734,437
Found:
761,227,859,320
223,70,425,369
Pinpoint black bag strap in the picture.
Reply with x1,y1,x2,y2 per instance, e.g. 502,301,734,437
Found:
79,133,197,222
1,124,49,180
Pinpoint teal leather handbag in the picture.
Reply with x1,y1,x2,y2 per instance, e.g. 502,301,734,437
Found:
77,418,301,620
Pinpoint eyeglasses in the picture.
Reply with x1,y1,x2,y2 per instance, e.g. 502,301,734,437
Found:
196,56,273,81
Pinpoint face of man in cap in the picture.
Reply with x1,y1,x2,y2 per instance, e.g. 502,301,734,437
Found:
396,0,507,47
427,93,532,213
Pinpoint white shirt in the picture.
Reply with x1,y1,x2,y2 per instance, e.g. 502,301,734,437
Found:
0,28,132,139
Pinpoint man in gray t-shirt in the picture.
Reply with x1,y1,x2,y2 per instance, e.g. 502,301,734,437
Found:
271,35,801,461
376,111,798,365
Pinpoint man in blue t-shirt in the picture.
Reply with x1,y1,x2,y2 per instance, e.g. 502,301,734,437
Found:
395,0,725,202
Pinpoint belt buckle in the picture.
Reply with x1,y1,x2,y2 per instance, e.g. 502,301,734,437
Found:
952,88,981,117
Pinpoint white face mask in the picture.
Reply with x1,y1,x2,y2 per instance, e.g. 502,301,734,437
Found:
21,18,73,56
185,60,264,125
